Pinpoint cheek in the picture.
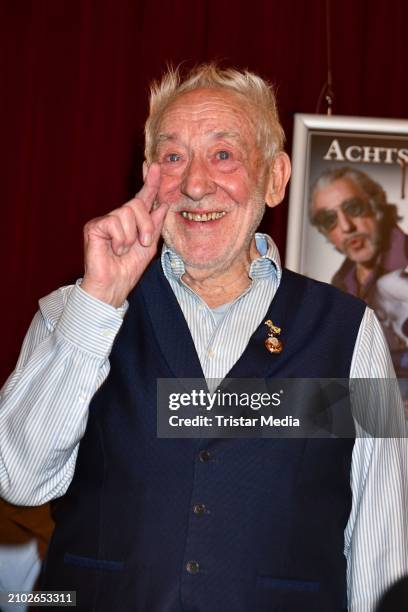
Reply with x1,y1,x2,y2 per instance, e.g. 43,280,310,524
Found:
217,174,254,203
158,175,181,203
353,217,377,243
327,229,343,248
228,181,250,201
361,219,377,238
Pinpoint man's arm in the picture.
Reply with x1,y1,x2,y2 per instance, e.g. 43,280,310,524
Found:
345,307,408,611
0,284,125,505
0,163,167,505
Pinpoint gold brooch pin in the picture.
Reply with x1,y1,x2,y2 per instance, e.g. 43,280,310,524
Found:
264,319,283,354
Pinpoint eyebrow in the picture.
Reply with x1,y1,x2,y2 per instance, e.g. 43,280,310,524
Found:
156,130,242,144
156,133,177,143
210,130,241,140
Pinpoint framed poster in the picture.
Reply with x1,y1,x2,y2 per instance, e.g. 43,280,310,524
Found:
286,114,408,381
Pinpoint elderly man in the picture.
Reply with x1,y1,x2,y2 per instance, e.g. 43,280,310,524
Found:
0,65,406,612
310,166,408,303
310,167,408,379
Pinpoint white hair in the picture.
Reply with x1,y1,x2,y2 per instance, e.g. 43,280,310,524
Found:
144,63,285,163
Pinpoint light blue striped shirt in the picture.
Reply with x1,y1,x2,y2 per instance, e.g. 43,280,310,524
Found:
162,234,281,391
0,234,406,611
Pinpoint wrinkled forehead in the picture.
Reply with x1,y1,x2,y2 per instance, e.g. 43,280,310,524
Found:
312,177,369,211
155,87,259,143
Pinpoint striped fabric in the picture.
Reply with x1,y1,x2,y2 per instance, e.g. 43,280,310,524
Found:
0,234,406,611
162,234,282,390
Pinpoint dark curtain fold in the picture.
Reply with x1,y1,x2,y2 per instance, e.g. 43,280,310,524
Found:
1,0,407,383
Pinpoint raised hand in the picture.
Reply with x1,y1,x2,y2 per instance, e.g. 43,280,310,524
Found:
81,163,168,307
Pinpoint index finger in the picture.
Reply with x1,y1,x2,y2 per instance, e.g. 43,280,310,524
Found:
133,162,161,212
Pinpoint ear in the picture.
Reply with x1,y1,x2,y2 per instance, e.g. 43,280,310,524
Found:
142,161,149,181
265,152,291,208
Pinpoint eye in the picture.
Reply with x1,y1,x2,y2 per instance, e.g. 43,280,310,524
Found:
166,153,181,162
342,198,371,217
312,209,338,232
216,150,230,160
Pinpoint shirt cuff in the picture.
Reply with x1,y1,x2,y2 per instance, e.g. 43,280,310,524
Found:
55,282,128,357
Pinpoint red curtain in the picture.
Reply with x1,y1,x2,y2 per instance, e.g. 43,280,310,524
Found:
1,0,407,383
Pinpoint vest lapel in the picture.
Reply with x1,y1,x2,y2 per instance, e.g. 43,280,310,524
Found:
139,265,311,381
138,260,205,380
226,269,310,379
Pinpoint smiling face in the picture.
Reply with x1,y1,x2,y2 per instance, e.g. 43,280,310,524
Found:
312,177,381,265
151,88,287,274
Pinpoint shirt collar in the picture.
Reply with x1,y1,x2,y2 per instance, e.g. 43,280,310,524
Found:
161,233,282,283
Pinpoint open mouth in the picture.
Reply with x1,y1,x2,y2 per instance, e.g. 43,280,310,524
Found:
345,235,366,250
181,211,226,222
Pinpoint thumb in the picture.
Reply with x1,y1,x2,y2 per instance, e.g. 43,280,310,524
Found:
151,202,170,239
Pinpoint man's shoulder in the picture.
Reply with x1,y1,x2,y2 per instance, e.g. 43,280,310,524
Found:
384,223,408,262
282,267,366,310
329,257,355,290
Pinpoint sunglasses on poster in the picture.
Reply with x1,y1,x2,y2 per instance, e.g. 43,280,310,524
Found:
312,197,374,232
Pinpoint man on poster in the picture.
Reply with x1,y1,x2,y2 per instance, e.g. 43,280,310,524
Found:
310,166,408,301
0,65,406,612
310,166,408,376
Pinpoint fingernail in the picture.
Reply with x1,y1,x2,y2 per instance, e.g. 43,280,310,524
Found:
117,246,128,256
142,233,152,246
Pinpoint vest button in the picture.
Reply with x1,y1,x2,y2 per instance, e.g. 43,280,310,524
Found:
186,560,200,575
193,503,206,515
199,450,211,462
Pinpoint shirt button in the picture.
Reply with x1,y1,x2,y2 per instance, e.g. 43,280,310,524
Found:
208,348,215,358
186,560,200,575
199,450,211,462
193,503,206,515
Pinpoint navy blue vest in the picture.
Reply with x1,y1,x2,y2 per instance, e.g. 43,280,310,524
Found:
42,262,366,612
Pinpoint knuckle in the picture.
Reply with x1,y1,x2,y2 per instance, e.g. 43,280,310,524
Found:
105,213,121,229
125,196,150,216
121,203,137,220
83,216,101,233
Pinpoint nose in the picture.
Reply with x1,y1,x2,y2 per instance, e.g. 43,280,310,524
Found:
336,208,355,233
181,155,216,201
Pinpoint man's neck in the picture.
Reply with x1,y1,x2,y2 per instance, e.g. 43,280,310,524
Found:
182,240,259,308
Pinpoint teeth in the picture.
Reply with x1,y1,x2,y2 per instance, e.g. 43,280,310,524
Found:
181,211,226,222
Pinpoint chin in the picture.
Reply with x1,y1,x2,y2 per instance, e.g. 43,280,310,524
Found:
164,227,256,273
348,248,378,264
164,233,229,268
182,250,233,271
